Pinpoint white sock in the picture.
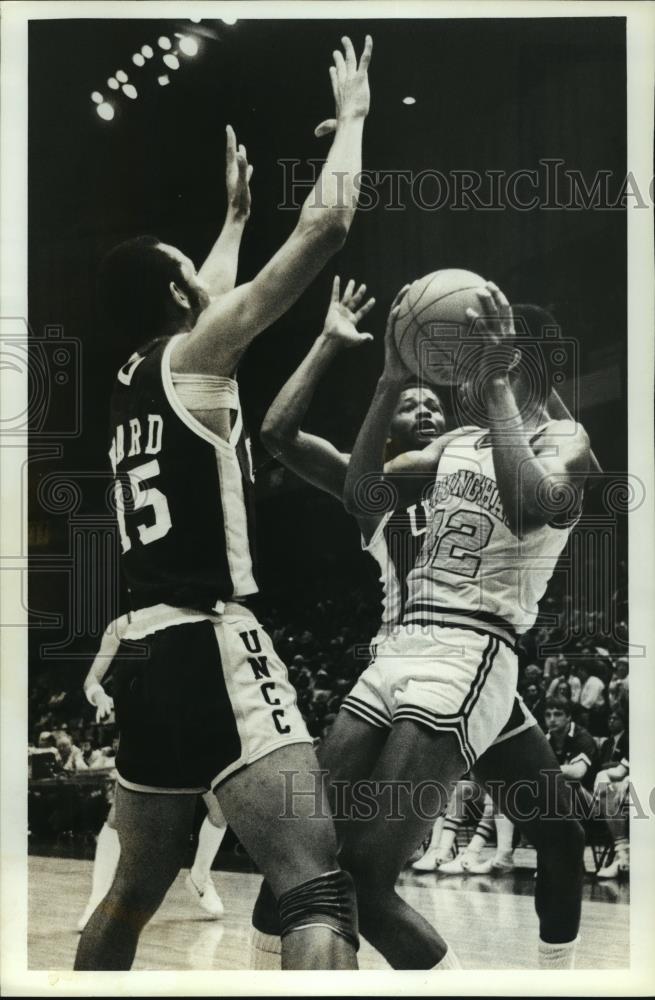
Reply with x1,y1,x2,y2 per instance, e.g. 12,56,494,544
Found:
250,928,282,970
465,833,486,857
426,815,445,851
538,936,579,969
191,815,227,887
87,823,120,909
433,944,462,969
437,825,458,857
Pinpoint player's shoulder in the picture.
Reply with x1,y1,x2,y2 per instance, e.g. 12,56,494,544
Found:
533,419,591,466
534,418,589,446
114,336,169,390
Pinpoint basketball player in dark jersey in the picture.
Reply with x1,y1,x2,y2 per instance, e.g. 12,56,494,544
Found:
75,35,372,972
253,279,591,971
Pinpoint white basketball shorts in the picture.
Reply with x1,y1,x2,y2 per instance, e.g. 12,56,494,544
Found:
341,624,519,770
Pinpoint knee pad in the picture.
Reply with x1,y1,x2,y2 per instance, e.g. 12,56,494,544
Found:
277,869,359,950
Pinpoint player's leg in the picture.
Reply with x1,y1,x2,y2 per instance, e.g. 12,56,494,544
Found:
77,797,121,932
596,776,630,878
216,741,358,970
411,811,447,871
338,721,467,969
436,779,491,874
74,785,196,970
249,707,388,968
185,792,227,917
475,723,585,968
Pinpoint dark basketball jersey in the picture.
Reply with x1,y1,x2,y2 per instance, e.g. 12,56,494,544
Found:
108,334,258,612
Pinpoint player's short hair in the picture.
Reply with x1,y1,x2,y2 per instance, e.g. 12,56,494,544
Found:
400,377,443,400
97,235,186,341
545,695,573,717
511,303,559,405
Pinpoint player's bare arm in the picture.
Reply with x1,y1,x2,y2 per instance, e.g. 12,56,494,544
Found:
342,286,452,541
196,125,253,297
174,35,373,377
82,615,129,723
260,275,375,500
467,282,591,536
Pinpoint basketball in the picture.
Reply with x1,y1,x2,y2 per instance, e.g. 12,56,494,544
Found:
393,268,487,384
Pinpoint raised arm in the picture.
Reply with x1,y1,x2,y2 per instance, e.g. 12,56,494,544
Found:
467,283,591,536
174,35,373,377
83,615,129,722
196,125,253,297
260,275,375,499
342,289,411,540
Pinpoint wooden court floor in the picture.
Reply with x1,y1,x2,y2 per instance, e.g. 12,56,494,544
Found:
28,852,629,971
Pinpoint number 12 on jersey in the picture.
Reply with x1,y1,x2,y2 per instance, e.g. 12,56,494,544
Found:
113,459,172,554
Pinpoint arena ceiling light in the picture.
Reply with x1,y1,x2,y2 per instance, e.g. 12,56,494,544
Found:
122,84,138,100
158,36,172,50
222,16,238,25
402,96,417,105
141,44,154,58
178,35,199,57
157,74,170,86
132,53,145,67
162,53,180,71
90,91,103,104
116,70,128,83
107,77,119,90
96,102,115,121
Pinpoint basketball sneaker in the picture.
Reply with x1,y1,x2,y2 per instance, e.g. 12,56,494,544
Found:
596,853,629,880
465,851,515,875
437,852,481,875
411,847,455,872
185,873,225,918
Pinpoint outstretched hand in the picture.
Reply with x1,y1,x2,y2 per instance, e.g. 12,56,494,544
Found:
225,124,253,222
322,276,376,348
466,281,517,383
314,34,373,138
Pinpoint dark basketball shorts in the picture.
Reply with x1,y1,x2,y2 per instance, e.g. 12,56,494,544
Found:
113,603,312,794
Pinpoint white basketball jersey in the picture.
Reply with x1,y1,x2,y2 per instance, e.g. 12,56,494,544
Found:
403,424,580,642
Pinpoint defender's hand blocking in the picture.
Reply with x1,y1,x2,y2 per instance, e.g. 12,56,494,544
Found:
466,282,517,384
383,284,411,381
322,276,375,347
314,34,373,138
225,124,253,222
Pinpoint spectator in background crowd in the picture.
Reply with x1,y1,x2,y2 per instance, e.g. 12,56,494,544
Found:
56,733,88,772
545,656,570,697
576,662,607,736
545,697,598,793
608,657,629,711
595,705,630,880
522,683,546,731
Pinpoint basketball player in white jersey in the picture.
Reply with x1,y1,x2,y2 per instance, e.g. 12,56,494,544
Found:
75,35,372,971
254,279,590,970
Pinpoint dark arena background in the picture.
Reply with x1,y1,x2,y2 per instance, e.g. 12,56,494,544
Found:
26,15,630,972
